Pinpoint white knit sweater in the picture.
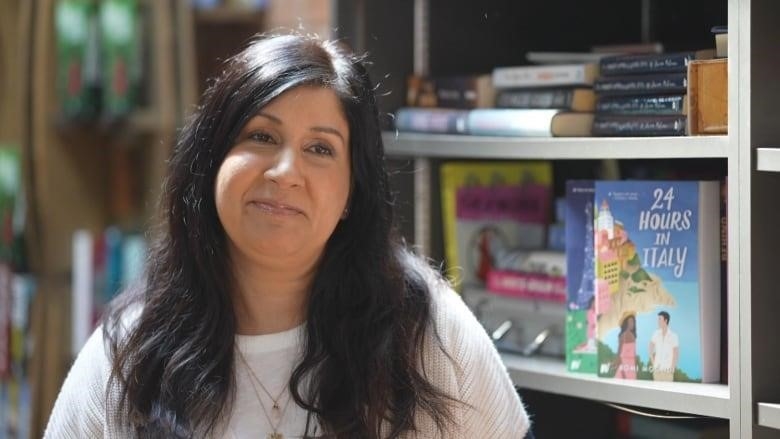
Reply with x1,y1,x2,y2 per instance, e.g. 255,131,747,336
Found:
44,278,530,438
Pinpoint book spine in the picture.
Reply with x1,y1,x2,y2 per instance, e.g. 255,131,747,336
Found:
467,108,559,137
0,264,9,379
593,115,687,136
596,95,686,115
599,52,696,76
565,180,597,374
486,270,567,303
435,76,493,109
394,108,469,134
495,88,575,109
71,230,94,357
492,64,592,88
594,73,687,96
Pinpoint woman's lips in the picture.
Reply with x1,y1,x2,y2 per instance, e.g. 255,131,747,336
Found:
249,200,304,216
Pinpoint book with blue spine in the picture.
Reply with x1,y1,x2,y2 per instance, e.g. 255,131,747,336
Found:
564,180,598,374
594,180,720,383
596,95,687,115
592,115,687,137
593,73,687,96
599,51,710,76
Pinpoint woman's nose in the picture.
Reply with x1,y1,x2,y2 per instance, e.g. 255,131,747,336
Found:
263,147,303,188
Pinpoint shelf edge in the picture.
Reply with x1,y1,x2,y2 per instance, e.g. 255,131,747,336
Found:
503,354,730,419
758,402,780,430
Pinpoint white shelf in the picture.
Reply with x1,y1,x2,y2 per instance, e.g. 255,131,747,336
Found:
502,354,730,419
756,148,780,172
757,403,780,430
382,132,729,160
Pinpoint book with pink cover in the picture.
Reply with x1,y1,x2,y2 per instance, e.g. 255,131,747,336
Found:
440,162,552,291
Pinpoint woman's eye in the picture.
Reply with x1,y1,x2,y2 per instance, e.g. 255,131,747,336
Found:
308,143,334,156
248,131,275,143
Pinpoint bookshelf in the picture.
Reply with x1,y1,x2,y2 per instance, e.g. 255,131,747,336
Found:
383,133,730,160
502,354,730,419
342,0,780,437
18,1,335,435
22,0,184,435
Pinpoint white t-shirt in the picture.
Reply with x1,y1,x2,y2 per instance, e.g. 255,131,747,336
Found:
227,324,319,438
44,279,531,438
650,328,679,372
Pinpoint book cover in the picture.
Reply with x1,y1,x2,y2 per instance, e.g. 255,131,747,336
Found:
594,180,721,383
565,180,598,374
440,162,552,290
593,73,687,96
492,63,599,89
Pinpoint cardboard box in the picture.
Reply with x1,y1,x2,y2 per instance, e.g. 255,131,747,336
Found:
688,58,728,135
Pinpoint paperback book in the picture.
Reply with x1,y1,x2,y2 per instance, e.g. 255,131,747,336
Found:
565,180,598,374
440,162,552,290
594,180,721,383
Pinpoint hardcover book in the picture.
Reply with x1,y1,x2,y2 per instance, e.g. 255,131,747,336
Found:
596,95,687,116
467,109,594,137
434,74,496,109
593,73,687,96
592,115,687,137
394,107,469,134
495,88,596,112
565,180,598,374
594,180,721,383
492,63,599,89
440,162,552,290
599,51,713,76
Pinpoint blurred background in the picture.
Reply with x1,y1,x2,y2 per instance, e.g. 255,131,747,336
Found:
0,0,732,438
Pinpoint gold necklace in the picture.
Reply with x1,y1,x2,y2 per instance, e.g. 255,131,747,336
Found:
237,349,293,439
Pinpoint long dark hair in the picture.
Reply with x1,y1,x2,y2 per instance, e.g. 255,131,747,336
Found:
619,314,637,339
104,33,454,438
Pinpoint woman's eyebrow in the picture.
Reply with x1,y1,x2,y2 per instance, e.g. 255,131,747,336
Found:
311,126,346,144
254,112,282,124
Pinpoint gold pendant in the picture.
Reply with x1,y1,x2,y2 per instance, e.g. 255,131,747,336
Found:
267,432,283,439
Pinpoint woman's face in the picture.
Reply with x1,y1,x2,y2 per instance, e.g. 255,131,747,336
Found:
215,85,351,265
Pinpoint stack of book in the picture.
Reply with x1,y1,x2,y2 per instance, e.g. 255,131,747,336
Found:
592,51,713,136
395,62,599,137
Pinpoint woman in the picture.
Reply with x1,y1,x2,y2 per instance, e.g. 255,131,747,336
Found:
614,313,638,380
44,34,530,438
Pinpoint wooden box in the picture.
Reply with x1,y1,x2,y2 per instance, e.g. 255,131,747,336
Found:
688,58,728,135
